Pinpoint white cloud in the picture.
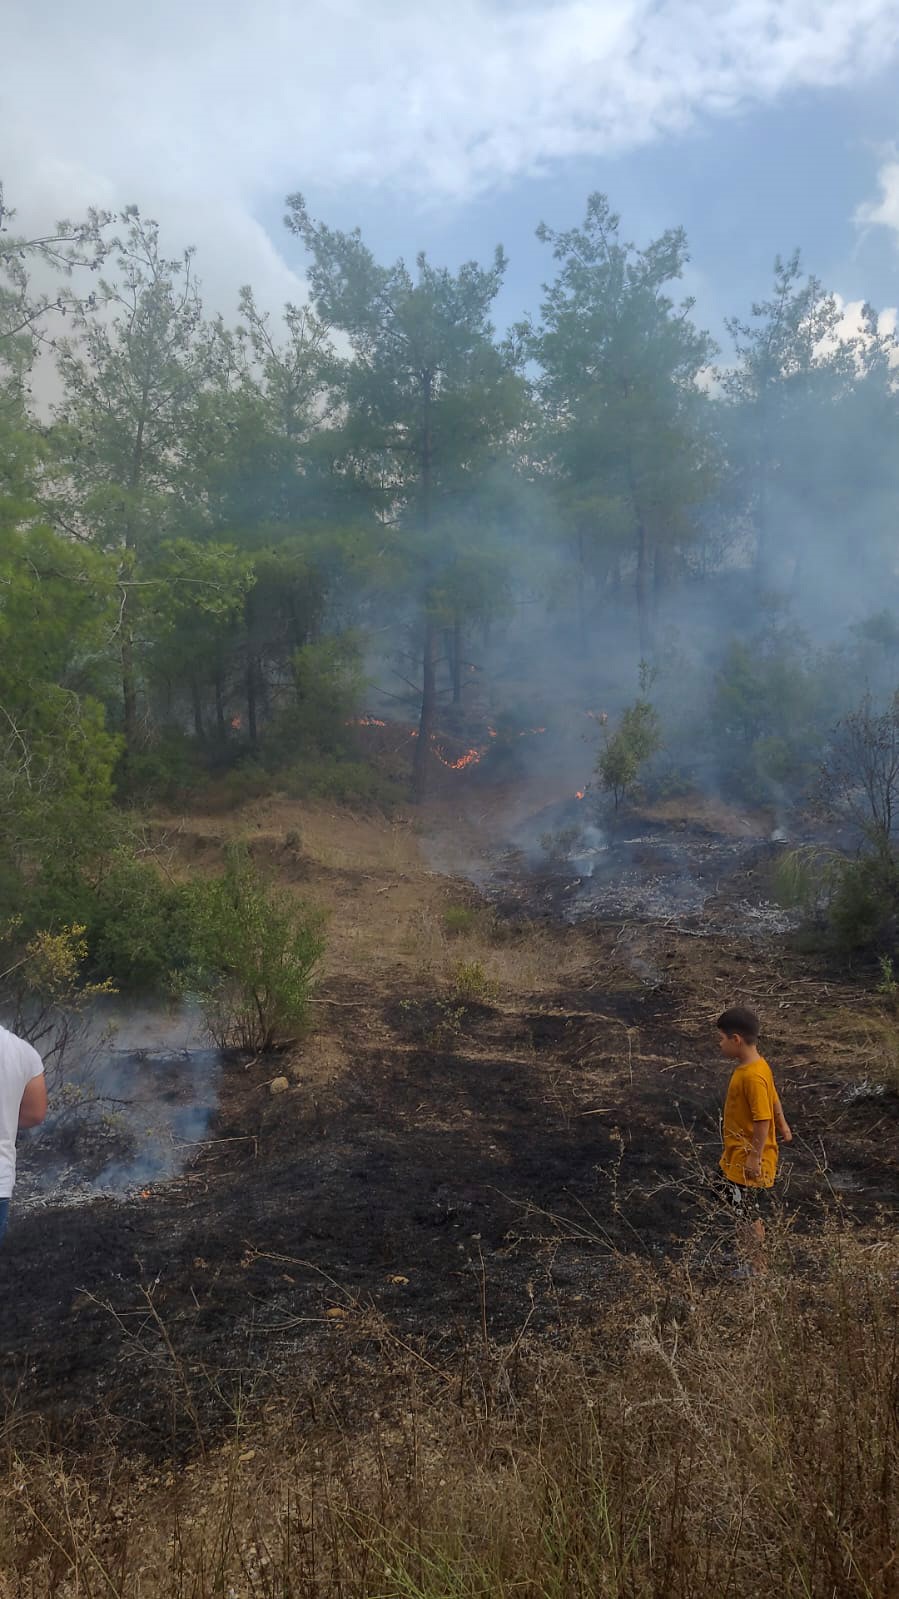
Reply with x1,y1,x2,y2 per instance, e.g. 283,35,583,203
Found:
829,294,899,365
3,0,899,316
856,156,899,244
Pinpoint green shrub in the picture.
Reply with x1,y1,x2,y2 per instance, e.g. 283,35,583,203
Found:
119,731,204,807
186,847,325,1052
597,699,662,810
710,633,828,805
262,636,365,766
443,904,477,937
281,756,402,811
206,763,273,812
452,959,497,1003
87,853,196,992
829,853,899,953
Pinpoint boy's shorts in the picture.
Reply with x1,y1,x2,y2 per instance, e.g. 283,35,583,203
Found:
716,1175,774,1221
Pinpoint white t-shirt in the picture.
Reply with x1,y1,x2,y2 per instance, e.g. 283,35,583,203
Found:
0,1025,44,1198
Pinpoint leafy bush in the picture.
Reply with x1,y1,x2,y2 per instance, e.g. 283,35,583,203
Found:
710,631,829,805
187,847,325,1052
262,636,365,766
778,694,899,956
119,731,204,807
443,904,477,937
597,699,661,810
86,853,196,992
207,762,273,812
828,853,899,953
452,959,497,1003
281,756,402,811
0,919,115,1090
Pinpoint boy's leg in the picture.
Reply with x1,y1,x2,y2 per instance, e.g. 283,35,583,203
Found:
720,1179,767,1274
736,1212,767,1276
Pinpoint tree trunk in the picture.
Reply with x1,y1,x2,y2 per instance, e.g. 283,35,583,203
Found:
214,670,226,739
452,618,463,705
246,657,258,746
121,629,138,754
636,520,652,659
413,368,435,803
191,678,204,741
413,617,438,803
576,530,587,647
652,543,668,626
755,462,770,589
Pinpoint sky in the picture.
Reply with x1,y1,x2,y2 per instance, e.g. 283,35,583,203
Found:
4,0,899,346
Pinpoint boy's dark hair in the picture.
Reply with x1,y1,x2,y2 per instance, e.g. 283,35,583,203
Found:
717,1005,760,1043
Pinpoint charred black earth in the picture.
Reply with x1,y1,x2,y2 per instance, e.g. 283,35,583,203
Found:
1,886,896,1459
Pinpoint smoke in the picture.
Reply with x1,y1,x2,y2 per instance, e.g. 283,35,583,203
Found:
17,1000,223,1205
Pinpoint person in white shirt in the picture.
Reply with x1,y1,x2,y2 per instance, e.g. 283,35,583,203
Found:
0,1025,47,1244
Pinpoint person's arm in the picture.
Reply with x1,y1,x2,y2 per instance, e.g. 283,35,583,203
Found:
18,1072,47,1129
773,1095,792,1143
743,1119,770,1182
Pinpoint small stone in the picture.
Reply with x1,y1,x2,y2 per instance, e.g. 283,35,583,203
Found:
270,1076,290,1096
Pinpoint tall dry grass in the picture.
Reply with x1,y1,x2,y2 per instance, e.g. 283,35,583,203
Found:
2,1221,897,1598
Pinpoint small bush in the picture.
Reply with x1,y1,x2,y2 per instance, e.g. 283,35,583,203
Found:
443,904,477,937
86,853,196,992
452,959,497,1003
187,847,325,1052
281,756,402,811
209,763,273,812
119,731,204,806
261,636,365,765
597,699,662,810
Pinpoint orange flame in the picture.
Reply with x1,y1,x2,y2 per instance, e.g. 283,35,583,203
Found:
575,789,585,801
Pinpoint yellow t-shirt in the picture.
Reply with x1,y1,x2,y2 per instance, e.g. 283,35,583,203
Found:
719,1055,778,1187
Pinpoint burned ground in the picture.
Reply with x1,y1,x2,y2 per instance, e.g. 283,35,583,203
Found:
2,849,896,1463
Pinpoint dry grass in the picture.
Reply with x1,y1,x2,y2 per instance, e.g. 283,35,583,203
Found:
2,1222,897,1598
155,797,597,1001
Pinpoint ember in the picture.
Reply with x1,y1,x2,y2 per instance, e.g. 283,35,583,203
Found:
575,789,585,800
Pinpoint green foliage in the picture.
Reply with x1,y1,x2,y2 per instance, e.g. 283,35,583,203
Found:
710,632,828,803
86,854,196,993
262,636,365,766
452,959,497,1003
206,763,272,812
597,699,662,810
524,193,719,651
121,731,205,806
281,756,403,811
774,845,844,915
0,918,116,1088
876,954,897,1000
443,905,478,937
187,847,325,1051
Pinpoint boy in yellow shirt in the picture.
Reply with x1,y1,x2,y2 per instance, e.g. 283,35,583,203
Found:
716,1006,792,1272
